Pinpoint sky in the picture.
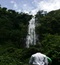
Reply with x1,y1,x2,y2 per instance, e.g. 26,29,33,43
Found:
0,0,60,15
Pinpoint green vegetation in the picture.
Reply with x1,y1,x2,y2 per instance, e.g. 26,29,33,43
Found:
0,6,60,65
35,10,60,65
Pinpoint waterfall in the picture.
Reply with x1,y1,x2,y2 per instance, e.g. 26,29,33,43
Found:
26,17,36,48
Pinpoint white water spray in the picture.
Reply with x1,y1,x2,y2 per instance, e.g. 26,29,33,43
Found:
29,53,49,65
26,17,36,48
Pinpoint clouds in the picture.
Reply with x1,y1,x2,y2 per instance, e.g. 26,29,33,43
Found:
29,0,60,15
10,0,33,13
33,0,60,12
10,0,60,15
0,0,60,15
10,0,18,9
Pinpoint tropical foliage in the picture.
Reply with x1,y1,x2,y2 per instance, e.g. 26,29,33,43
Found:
0,6,60,65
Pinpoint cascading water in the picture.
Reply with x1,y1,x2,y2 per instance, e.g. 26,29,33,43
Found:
29,53,49,65
26,17,36,48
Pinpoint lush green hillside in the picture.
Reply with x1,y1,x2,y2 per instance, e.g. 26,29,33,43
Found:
35,10,60,65
0,6,60,65
0,7,32,48
0,7,32,65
